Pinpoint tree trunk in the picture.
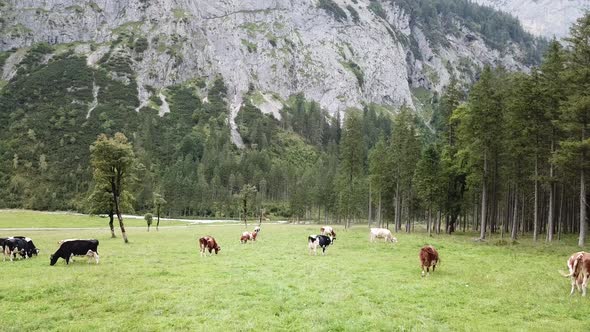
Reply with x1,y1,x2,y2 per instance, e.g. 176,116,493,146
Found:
156,205,160,231
377,192,382,228
511,184,518,241
558,185,564,241
479,151,488,240
109,210,116,238
579,168,587,247
395,181,401,232
533,153,539,241
110,176,128,243
427,207,432,237
368,182,372,229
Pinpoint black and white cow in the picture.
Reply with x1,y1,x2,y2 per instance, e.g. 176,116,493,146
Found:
308,235,333,255
50,239,100,265
13,236,40,258
3,237,28,261
1,236,40,261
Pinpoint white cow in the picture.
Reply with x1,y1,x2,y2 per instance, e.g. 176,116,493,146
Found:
370,228,398,243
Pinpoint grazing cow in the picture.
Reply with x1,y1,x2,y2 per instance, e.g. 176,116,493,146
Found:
0,238,7,258
369,228,397,243
420,245,440,277
308,235,332,255
2,237,39,261
13,236,40,257
240,231,255,244
560,251,590,296
3,238,23,261
240,226,261,244
199,236,221,256
50,240,99,266
320,226,336,240
3,237,30,261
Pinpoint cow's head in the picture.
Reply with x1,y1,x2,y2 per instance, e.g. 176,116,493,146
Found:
214,246,221,254
49,254,59,266
390,237,398,243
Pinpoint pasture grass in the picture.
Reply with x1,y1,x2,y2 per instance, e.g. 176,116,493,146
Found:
0,214,589,331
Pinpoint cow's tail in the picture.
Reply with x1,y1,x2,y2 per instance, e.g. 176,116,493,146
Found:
561,253,584,277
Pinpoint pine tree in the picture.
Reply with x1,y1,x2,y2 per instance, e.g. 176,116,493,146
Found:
337,110,365,228
540,40,566,242
557,14,590,246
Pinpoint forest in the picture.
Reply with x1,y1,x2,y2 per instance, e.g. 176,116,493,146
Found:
0,9,589,245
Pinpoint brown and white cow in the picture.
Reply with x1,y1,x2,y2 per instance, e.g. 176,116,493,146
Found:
420,245,439,277
560,251,590,296
240,227,261,244
199,236,221,256
369,228,397,243
320,226,336,240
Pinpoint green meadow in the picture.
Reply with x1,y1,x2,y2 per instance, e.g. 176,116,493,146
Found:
0,211,588,331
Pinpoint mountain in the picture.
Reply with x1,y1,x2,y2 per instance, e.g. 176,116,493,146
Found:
0,0,551,212
1,0,546,146
473,0,590,38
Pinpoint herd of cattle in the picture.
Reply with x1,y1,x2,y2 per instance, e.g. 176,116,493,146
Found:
1,237,99,265
2,225,589,296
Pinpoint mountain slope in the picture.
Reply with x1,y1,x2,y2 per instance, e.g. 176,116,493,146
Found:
0,0,551,211
473,0,590,38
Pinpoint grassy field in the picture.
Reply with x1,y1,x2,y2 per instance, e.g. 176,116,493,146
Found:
0,212,588,331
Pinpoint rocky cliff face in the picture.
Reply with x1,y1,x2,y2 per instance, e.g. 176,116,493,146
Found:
473,0,590,38
0,0,531,146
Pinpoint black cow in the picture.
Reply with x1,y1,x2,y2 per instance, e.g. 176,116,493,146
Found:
308,235,333,255
13,236,40,257
1,237,9,260
50,239,99,266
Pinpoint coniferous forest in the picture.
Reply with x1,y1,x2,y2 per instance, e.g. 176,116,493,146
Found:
1,11,590,246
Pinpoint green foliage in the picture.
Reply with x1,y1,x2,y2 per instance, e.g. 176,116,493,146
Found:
144,212,153,225
132,37,149,54
393,0,548,64
0,50,12,70
318,0,348,22
346,5,360,24
342,61,364,88
368,0,386,20
241,39,257,53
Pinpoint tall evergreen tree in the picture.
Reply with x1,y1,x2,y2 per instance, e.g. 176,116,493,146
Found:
337,109,365,228
557,14,590,246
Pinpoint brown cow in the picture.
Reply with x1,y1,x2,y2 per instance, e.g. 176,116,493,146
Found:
420,245,439,277
560,251,590,296
199,236,221,256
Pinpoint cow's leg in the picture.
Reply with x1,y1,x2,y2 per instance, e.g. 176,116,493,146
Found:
582,274,589,297
421,266,425,277
571,277,577,295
